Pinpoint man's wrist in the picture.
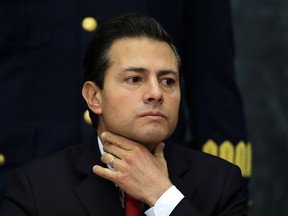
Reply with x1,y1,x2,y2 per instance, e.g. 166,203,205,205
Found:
145,185,184,216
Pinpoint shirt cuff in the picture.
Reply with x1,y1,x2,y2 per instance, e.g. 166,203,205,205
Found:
145,185,184,216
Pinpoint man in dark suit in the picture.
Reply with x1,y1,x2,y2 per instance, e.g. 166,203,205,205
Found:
0,0,251,204
0,14,247,215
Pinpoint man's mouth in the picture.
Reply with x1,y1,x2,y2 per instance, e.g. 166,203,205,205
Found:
139,111,167,119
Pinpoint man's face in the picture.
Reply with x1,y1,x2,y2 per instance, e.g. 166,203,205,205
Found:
96,37,180,149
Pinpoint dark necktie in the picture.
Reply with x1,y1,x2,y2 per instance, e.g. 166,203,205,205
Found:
124,193,142,216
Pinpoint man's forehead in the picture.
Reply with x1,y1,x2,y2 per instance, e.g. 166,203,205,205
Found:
108,37,178,69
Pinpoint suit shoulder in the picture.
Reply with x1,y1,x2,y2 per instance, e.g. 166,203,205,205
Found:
12,143,88,179
167,143,241,174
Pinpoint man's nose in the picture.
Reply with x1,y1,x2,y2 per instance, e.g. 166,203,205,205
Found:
143,80,164,104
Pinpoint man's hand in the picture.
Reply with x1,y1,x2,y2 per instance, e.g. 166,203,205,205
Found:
93,132,173,207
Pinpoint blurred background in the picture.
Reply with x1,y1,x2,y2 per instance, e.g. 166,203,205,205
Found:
232,0,288,215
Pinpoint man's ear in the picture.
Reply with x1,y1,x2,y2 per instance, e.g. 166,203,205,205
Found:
82,81,103,115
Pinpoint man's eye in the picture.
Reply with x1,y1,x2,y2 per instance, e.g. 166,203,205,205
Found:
126,76,141,84
162,78,175,86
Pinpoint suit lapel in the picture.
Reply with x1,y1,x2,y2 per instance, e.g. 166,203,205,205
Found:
73,135,124,216
165,141,196,200
73,175,124,216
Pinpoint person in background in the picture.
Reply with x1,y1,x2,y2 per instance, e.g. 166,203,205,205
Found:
0,14,247,216
0,0,251,204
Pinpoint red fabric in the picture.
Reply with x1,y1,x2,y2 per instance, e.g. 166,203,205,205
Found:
124,193,142,216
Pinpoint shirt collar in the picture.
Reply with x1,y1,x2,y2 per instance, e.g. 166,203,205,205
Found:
97,136,105,156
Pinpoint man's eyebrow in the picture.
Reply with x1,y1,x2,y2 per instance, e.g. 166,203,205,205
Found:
121,66,148,73
121,66,178,76
158,69,179,77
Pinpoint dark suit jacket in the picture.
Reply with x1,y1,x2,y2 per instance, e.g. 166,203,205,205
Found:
0,136,247,216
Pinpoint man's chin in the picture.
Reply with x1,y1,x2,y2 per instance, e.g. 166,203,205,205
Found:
132,131,169,146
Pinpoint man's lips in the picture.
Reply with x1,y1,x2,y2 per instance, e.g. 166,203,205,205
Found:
139,111,167,119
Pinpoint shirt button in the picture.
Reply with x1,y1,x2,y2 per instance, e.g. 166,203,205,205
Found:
0,154,5,166
82,17,98,32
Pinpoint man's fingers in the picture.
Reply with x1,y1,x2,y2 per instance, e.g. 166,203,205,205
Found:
103,143,127,159
101,153,120,167
93,165,115,180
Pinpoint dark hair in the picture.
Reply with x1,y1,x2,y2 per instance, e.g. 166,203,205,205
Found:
83,13,181,127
